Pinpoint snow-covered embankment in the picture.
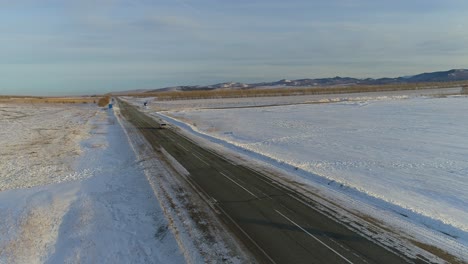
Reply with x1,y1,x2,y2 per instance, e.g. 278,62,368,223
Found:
0,103,184,263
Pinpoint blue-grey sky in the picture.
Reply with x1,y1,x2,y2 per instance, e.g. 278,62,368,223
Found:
1,0,468,95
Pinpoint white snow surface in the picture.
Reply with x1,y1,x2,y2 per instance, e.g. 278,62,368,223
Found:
0,103,184,263
126,94,468,260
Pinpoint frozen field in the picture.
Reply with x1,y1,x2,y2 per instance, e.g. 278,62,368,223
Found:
0,104,94,191
129,94,468,259
0,103,184,263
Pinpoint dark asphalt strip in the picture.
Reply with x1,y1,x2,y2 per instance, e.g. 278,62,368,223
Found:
118,100,417,264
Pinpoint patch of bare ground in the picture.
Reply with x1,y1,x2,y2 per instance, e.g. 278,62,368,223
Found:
352,213,462,263
461,85,468,94
411,240,463,264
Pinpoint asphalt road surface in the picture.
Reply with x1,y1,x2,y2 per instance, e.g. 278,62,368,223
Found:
119,100,418,264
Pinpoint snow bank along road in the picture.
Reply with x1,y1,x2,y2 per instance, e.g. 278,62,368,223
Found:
118,100,434,264
0,103,184,263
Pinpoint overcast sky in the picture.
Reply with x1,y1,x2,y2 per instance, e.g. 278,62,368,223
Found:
1,0,468,95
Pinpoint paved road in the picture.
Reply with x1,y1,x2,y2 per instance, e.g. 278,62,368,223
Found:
119,100,416,264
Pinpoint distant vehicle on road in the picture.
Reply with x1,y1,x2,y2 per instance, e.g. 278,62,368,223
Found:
159,123,167,129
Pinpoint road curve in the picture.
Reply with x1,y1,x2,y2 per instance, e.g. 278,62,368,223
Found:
119,100,416,264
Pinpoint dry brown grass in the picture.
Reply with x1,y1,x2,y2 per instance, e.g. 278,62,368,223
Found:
410,240,463,263
97,96,111,107
461,85,468,94
0,96,98,104
125,81,468,101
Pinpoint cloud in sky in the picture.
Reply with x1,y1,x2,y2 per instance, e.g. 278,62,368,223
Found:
0,0,468,95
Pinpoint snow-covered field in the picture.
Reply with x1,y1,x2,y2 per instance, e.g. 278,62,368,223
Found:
0,103,184,263
128,93,468,261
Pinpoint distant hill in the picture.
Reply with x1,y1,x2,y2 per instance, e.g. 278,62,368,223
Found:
116,69,468,94
404,69,468,82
